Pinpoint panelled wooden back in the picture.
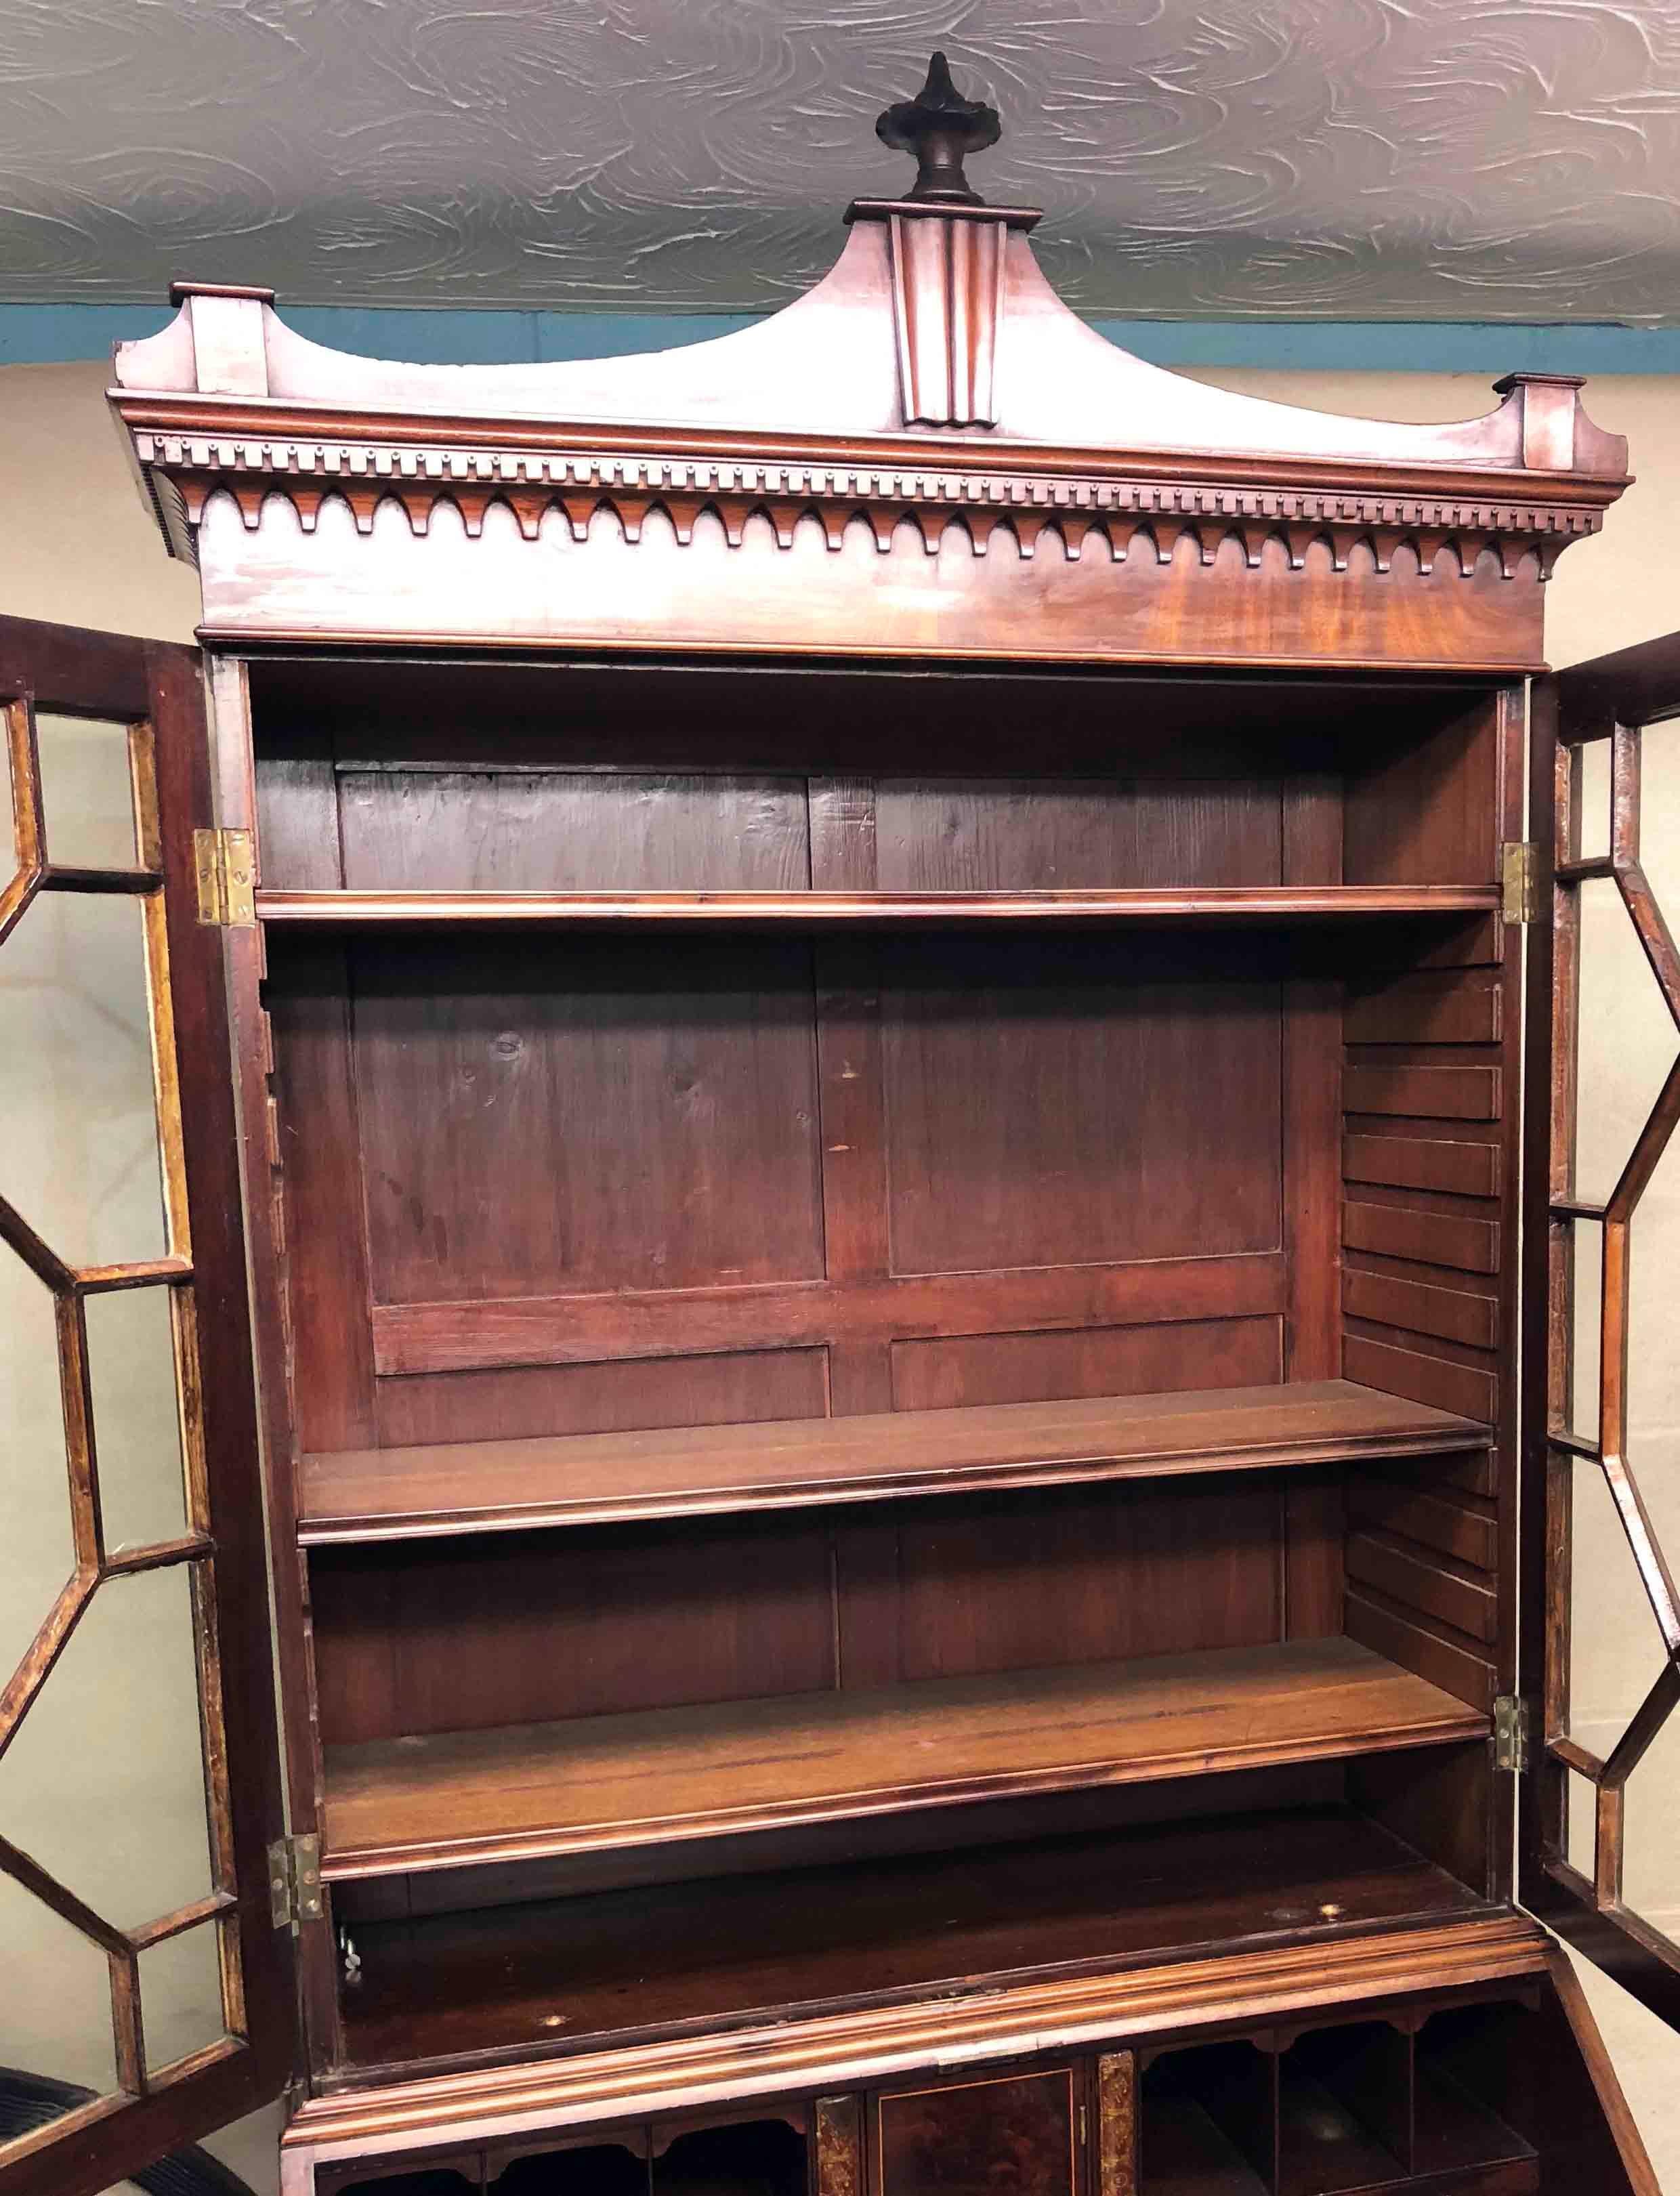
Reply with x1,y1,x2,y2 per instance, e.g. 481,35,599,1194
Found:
254,664,1513,1756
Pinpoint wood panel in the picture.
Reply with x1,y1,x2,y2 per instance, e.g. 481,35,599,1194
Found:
1344,972,1500,1045
836,1479,1284,1688
875,2070,1076,2196
1280,778,1346,1639
1342,1271,1497,1351
1343,1065,1500,1120
1346,1531,1497,1643
270,939,377,1454
1343,698,1500,888
309,1515,837,1742
350,934,826,1304
370,1252,1287,1377
335,769,810,893
1343,1336,1498,1423
1343,1135,1501,1199
1339,850,1510,1730
255,751,341,889
1345,1590,1496,1713
881,935,1280,1275
371,1349,830,1449
301,1378,1489,1544
1348,1476,1498,1571
886,1318,1280,1410
873,777,1280,891
194,501,1552,670
1343,1202,1499,1275
318,1636,1490,1879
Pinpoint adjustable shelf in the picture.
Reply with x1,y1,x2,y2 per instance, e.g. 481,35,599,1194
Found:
319,1636,1490,1880
254,884,1500,927
297,1378,1490,1546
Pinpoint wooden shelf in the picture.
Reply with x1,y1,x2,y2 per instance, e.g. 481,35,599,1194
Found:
337,1804,1487,2074
298,1379,1489,1546
320,1636,1490,1880
255,884,1499,927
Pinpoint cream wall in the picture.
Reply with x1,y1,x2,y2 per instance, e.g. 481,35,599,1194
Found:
2,354,1678,2191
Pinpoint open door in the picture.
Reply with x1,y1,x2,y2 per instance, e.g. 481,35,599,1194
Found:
1524,631,1680,2033
0,619,293,2196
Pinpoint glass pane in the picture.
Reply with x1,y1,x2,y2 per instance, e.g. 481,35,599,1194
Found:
0,1242,74,1691
1566,1765,1597,1877
0,1872,118,2114
1,704,17,879
85,1286,188,1553
34,711,140,872
1622,1702,1680,1939
1635,716,1680,922
0,890,167,1266
1628,1140,1680,1559
1572,876,1677,1206
1559,1215,1602,1445
0,1564,215,1933
1574,736,1611,864
1566,1456,1668,1760
140,1920,228,2074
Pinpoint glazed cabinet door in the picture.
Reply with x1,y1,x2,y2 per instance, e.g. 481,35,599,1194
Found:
1523,631,1680,2035
0,619,292,2196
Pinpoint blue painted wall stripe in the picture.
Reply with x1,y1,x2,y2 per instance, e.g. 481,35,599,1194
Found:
5,301,1680,375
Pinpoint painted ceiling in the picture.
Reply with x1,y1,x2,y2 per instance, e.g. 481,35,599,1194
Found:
3,0,1680,321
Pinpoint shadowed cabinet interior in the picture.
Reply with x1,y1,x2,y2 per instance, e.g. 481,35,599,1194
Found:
23,43,1668,2196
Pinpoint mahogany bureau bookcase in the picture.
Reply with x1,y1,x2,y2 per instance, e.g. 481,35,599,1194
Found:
7,49,1680,2196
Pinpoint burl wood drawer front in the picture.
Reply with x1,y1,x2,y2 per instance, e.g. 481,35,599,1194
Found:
875,2069,1078,2196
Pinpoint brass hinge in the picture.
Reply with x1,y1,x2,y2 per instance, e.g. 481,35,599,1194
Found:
194,826,256,927
1494,1695,1531,1773
267,1832,323,1928
1500,840,1542,925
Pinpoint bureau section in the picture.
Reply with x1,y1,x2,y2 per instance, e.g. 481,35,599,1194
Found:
287,1969,1631,2196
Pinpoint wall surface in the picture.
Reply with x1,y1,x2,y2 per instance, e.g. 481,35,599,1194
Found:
1,351,1678,2192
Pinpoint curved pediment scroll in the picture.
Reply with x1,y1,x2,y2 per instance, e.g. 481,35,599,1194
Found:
108,53,1630,668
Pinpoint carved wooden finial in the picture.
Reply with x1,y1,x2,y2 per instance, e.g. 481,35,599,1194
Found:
876,52,1000,205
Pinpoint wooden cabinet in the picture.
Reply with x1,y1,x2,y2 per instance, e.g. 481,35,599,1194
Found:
3,47,1678,2196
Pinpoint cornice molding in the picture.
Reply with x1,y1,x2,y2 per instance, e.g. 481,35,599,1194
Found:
124,416,1614,580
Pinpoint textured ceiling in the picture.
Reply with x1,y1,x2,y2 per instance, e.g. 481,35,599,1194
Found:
4,0,1680,320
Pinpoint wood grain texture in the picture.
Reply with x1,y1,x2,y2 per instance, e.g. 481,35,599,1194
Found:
253,884,1503,925
872,777,1280,891
369,1252,1286,1377
885,1319,1279,1408
297,1378,1488,1544
879,934,1280,1275
875,2069,1075,2196
318,1637,1488,1878
335,1807,1488,2077
336,770,810,894
350,934,825,1305
282,1916,1555,2167
309,1515,837,1741
1343,1135,1501,1199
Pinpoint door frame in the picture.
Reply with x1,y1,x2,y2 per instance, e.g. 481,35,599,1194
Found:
1520,631,1680,2031
0,618,295,2196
